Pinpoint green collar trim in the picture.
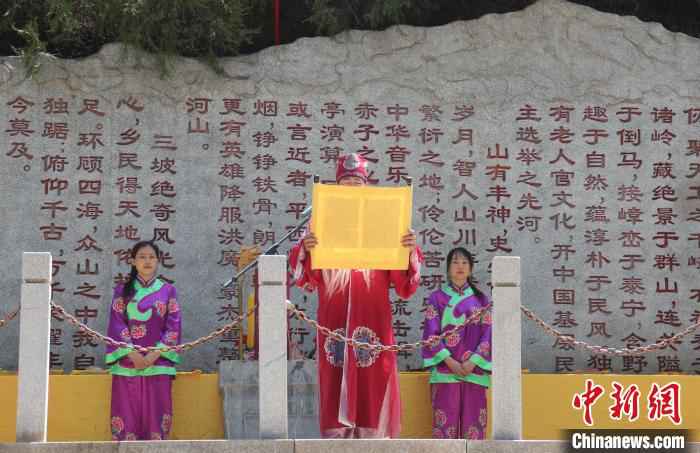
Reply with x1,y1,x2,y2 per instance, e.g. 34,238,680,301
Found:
441,284,474,329
441,283,474,300
126,278,164,322
134,278,163,300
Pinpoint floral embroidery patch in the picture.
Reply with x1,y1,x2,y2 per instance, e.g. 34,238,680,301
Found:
161,414,172,434
125,432,137,441
481,310,492,325
477,341,490,356
110,416,124,435
130,324,147,340
432,428,444,438
120,328,131,341
167,298,179,313
425,305,438,320
150,432,162,440
446,425,458,439
352,326,381,368
445,332,460,347
479,408,488,428
113,298,125,313
467,425,481,440
434,408,447,427
154,301,167,318
324,328,345,367
164,331,178,346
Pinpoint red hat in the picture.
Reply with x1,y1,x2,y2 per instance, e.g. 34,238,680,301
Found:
336,153,369,183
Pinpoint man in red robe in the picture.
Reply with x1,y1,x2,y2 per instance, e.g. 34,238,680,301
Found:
289,153,423,438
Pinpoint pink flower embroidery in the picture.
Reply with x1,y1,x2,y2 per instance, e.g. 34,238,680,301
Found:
161,414,172,434
120,328,131,341
167,298,179,313
113,298,125,313
445,332,460,347
479,408,488,428
434,409,447,427
432,428,444,439
446,425,458,439
425,306,437,320
111,416,124,435
164,331,178,346
154,301,167,318
125,432,137,441
150,432,162,440
461,351,472,362
477,341,490,356
481,311,492,325
468,425,481,440
130,324,147,340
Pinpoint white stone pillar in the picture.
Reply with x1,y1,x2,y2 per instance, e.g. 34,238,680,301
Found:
257,255,288,439
491,256,522,440
16,252,52,442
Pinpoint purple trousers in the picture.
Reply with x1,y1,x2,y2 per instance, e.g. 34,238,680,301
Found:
431,382,487,439
110,375,173,441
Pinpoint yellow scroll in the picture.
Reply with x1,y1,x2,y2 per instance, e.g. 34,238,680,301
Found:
310,184,412,270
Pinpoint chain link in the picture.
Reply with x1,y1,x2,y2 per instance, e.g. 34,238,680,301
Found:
521,305,700,356
0,307,19,328
51,301,256,354
286,299,491,352
33,299,700,358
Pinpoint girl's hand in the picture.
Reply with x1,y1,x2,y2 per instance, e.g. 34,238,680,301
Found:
144,350,162,367
461,360,476,375
128,351,148,370
445,356,468,377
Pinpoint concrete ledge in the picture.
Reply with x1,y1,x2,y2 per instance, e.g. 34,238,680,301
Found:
296,439,466,453
2,440,699,453
467,440,566,453
0,440,294,453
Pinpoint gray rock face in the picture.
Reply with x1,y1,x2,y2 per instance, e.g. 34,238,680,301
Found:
1,0,698,373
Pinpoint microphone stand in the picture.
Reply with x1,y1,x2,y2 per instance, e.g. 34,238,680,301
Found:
222,175,320,289
221,212,312,288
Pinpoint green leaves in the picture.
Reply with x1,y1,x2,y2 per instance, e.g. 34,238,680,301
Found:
0,0,435,77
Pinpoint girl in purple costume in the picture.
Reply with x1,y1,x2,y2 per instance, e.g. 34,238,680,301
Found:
105,241,181,441
421,247,492,439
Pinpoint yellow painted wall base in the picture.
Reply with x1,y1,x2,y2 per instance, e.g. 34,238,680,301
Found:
0,372,696,442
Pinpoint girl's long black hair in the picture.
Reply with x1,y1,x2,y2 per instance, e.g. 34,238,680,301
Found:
445,247,484,299
122,241,161,302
